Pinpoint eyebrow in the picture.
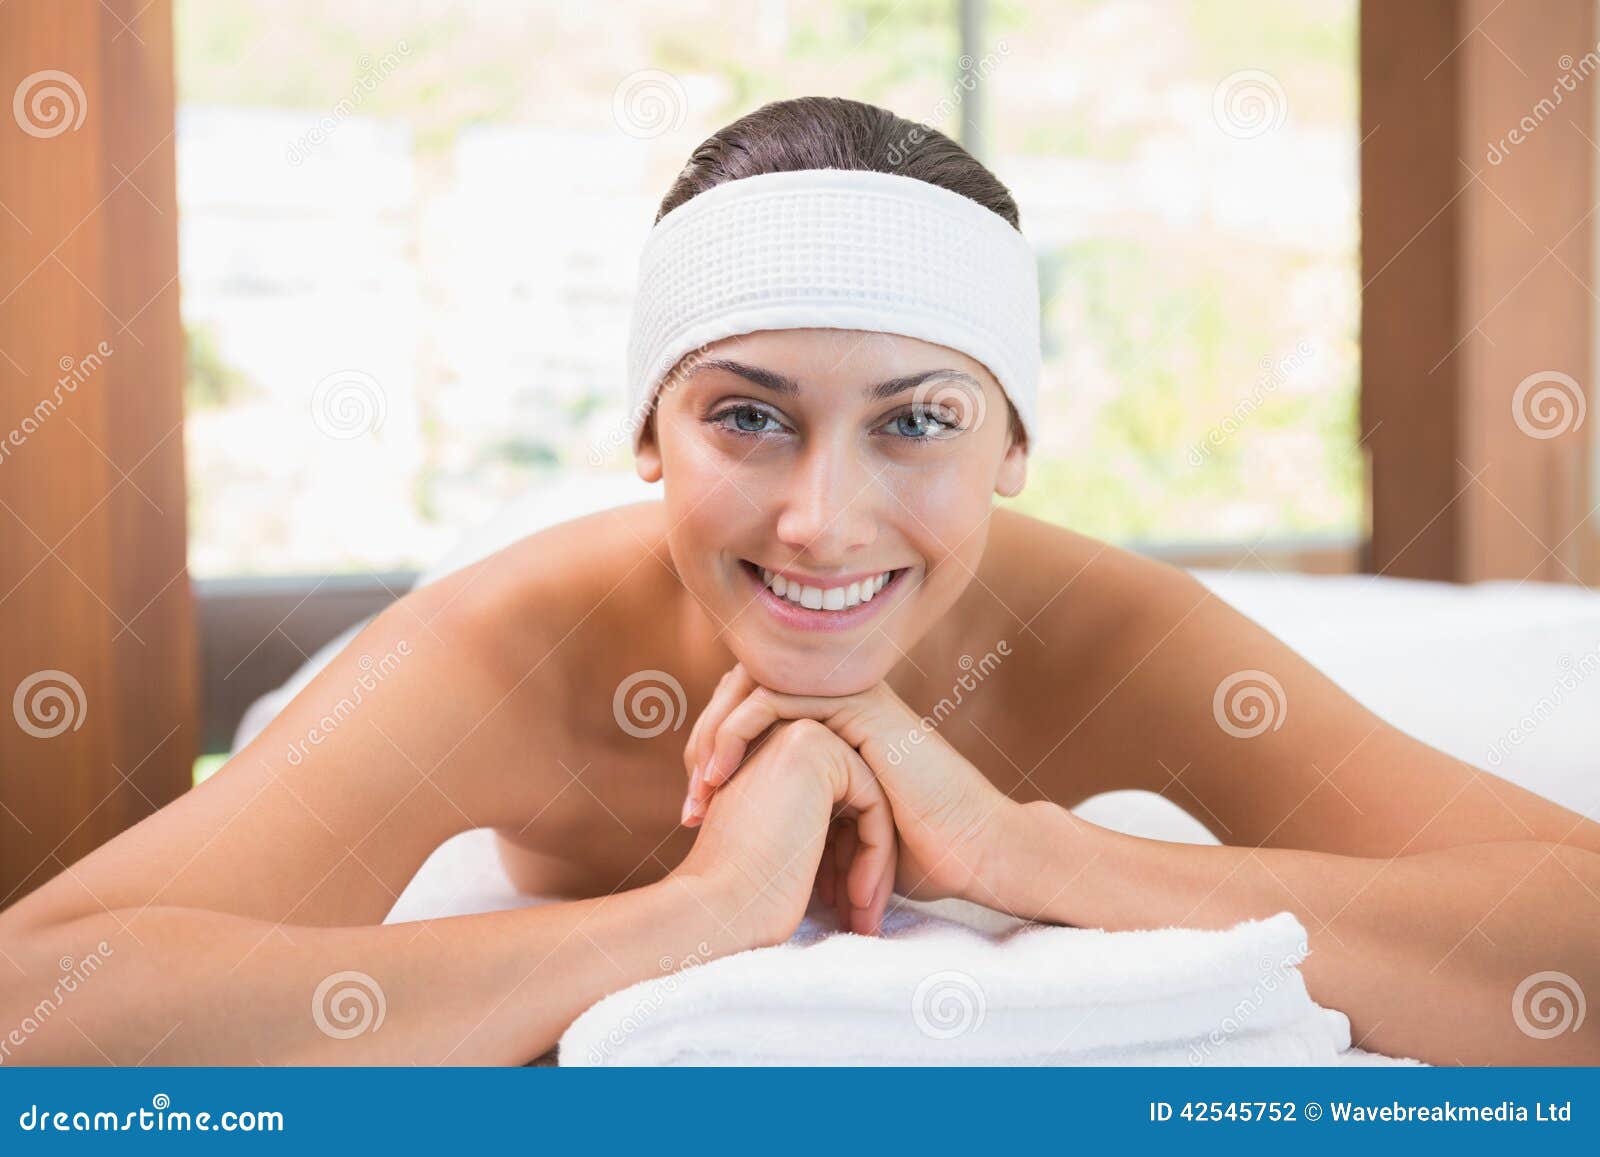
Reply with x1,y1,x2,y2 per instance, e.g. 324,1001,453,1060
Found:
694,357,980,402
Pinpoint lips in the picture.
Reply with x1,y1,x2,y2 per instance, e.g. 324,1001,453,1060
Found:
749,562,892,609
739,559,909,632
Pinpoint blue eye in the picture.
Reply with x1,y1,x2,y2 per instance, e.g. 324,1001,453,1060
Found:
885,405,960,441
706,402,961,442
709,403,782,437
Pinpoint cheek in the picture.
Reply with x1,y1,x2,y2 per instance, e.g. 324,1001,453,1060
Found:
882,460,992,565
662,436,745,522
662,467,765,588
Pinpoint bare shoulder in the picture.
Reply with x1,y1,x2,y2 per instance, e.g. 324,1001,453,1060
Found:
389,499,706,891
924,507,1209,806
981,509,1600,857
376,498,694,780
405,498,670,613
401,499,674,670
977,506,1204,648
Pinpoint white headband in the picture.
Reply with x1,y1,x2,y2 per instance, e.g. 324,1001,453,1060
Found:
625,167,1041,454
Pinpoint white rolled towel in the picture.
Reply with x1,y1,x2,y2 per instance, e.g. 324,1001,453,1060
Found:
560,899,1356,1067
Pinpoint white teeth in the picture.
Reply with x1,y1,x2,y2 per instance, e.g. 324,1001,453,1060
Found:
753,563,896,612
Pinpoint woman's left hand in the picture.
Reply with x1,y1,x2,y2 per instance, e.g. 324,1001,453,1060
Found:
681,664,1025,906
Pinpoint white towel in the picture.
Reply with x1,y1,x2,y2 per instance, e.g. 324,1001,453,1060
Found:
559,896,1357,1066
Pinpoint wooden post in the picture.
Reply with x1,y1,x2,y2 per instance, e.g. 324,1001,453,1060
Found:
0,0,196,904
1361,0,1597,583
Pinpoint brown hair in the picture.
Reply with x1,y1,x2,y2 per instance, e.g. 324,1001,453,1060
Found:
656,96,1021,229
656,97,1028,450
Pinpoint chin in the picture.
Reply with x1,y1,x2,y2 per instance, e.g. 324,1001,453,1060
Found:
737,651,885,699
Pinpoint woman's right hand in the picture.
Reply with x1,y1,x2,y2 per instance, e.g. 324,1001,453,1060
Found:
671,718,897,946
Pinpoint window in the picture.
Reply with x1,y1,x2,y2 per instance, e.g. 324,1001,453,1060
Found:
177,0,1359,577
994,1,1359,543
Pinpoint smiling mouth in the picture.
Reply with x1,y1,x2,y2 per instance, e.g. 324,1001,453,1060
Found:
739,559,909,616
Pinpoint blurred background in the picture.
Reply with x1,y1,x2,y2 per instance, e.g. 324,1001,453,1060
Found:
2,0,1596,900
171,0,1360,576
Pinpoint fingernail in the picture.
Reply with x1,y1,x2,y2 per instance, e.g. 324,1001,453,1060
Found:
680,794,695,825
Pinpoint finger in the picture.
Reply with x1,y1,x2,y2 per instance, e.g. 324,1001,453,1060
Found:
844,791,895,936
867,863,896,935
693,669,772,806
817,823,838,909
820,741,895,936
703,682,922,798
683,664,750,797
683,664,732,776
694,721,788,821
701,687,812,796
683,663,756,794
833,819,857,932
873,855,896,935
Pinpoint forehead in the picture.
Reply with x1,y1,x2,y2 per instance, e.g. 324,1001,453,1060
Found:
695,328,1000,393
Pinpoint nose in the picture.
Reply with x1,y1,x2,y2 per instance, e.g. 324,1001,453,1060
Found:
773,436,879,560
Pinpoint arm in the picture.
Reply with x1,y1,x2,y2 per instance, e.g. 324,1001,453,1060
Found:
0,589,881,1065
988,802,1600,1066
0,873,748,1065
677,662,1600,1066
1031,560,1600,860
0,555,745,1064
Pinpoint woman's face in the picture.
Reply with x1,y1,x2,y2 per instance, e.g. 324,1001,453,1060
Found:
635,328,1027,696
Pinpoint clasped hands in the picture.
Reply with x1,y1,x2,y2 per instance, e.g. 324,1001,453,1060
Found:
669,662,1031,946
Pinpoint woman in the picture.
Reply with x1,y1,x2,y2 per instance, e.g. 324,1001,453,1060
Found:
2,97,1596,1067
